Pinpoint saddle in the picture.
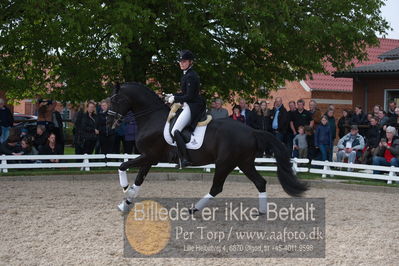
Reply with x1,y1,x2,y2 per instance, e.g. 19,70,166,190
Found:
168,103,212,143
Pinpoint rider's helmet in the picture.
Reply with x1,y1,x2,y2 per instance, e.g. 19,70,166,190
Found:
178,50,194,61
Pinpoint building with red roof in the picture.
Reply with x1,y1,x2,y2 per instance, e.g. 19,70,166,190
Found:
269,38,399,116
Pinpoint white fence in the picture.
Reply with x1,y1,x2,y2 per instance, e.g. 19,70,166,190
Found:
1,154,398,185
310,160,399,184
0,154,309,174
0,154,106,173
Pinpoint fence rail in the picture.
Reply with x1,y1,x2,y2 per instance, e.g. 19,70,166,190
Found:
1,154,398,185
309,160,399,184
1,154,309,174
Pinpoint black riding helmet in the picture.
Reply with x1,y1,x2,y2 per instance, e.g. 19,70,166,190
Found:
178,50,194,61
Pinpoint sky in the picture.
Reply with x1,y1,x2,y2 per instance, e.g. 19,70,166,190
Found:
380,0,399,39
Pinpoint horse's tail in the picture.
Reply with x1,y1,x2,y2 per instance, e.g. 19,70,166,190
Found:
254,130,308,197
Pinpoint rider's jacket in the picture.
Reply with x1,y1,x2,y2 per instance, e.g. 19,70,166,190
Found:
174,67,206,131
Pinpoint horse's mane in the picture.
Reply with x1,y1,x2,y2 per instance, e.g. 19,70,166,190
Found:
122,82,169,108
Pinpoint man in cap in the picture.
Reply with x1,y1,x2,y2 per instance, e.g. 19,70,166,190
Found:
336,125,365,164
165,50,206,168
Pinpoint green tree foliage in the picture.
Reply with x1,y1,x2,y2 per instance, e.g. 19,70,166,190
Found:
0,0,390,103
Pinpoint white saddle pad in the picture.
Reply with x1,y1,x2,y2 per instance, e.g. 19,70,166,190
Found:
163,122,208,150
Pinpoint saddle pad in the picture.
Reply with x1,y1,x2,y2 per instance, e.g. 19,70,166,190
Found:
163,121,208,150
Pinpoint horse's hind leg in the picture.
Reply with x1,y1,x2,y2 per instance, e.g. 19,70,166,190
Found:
239,162,268,214
192,163,235,213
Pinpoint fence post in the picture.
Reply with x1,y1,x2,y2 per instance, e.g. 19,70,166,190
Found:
291,159,299,175
84,154,90,171
124,154,128,163
1,155,8,173
322,163,328,178
387,166,395,184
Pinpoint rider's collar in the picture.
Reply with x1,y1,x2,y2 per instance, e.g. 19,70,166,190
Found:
183,65,192,75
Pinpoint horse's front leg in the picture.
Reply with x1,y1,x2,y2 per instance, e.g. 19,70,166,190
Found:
117,155,152,212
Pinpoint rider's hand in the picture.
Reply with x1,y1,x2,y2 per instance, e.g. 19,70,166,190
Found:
164,93,173,103
168,95,175,104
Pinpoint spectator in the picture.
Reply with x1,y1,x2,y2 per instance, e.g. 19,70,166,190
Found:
366,113,374,125
20,128,30,139
389,107,399,131
372,104,382,118
252,101,260,114
76,101,98,154
315,116,332,161
0,98,14,144
209,99,216,110
290,99,314,136
361,117,380,164
309,100,322,128
20,137,38,156
96,99,115,154
113,123,126,154
238,98,252,127
336,125,365,165
292,126,307,158
338,109,351,139
230,105,245,123
0,135,21,155
33,125,49,151
254,101,271,157
123,111,137,154
377,110,390,138
387,101,397,118
350,105,367,136
255,101,271,132
52,102,64,154
270,97,288,143
39,133,63,162
305,126,318,161
372,126,399,174
209,99,228,120
37,99,56,132
248,101,260,129
286,100,297,152
72,104,85,155
326,109,336,161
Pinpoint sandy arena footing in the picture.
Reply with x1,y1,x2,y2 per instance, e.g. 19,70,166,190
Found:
0,174,398,265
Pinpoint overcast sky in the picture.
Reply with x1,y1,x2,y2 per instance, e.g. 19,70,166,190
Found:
380,0,399,39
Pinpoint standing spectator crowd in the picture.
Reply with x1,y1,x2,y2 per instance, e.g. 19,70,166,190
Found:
207,97,399,170
0,97,137,164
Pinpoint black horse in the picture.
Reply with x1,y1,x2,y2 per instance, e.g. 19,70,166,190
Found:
106,82,308,213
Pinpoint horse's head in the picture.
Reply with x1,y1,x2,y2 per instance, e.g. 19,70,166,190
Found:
106,83,132,131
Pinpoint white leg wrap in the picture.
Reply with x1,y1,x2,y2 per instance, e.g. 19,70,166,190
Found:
259,192,268,214
194,193,214,211
119,170,128,188
126,184,141,201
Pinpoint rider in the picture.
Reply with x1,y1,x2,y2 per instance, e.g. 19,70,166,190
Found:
167,50,206,168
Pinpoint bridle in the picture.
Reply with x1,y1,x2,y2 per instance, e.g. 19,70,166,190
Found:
107,92,167,128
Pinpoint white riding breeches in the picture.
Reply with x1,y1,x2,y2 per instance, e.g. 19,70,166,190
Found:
171,103,191,136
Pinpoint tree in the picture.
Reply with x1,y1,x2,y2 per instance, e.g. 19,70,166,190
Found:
0,0,390,103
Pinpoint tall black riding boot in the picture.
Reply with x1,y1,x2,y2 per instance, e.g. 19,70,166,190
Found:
174,130,192,168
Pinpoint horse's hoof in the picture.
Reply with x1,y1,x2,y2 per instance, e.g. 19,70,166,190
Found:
257,211,266,216
189,208,199,215
117,200,131,213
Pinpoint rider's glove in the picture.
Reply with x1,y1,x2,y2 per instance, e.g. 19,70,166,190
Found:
164,93,173,103
168,95,175,104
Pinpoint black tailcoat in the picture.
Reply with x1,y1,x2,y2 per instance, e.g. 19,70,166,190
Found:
174,68,206,131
